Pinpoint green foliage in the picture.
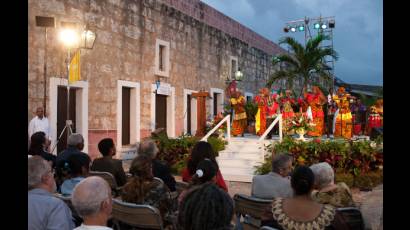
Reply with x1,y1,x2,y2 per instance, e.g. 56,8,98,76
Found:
255,138,383,188
254,154,272,175
244,101,258,122
152,134,198,167
207,136,227,157
152,134,228,174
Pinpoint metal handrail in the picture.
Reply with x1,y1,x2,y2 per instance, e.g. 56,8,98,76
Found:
258,114,283,142
201,115,231,142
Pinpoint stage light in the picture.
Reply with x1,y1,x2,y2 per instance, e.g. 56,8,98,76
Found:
329,19,335,28
321,24,327,29
314,23,320,29
290,27,296,32
298,25,304,31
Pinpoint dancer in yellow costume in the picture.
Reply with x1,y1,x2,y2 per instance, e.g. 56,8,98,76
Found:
333,87,353,139
230,91,247,137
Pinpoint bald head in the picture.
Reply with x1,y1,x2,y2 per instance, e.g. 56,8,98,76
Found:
72,176,111,218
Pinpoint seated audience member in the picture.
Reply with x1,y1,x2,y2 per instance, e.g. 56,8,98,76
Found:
181,141,228,192
178,183,234,230
178,159,218,204
91,138,127,187
310,162,355,207
28,131,56,168
251,153,293,199
137,139,176,191
261,166,349,230
121,155,174,225
56,133,91,184
28,156,74,230
72,176,113,230
61,153,91,196
56,133,90,167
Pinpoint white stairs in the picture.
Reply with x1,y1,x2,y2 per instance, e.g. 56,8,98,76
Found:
217,135,277,182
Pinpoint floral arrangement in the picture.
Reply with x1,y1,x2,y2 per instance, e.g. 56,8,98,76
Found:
254,137,383,188
290,113,314,132
205,112,226,134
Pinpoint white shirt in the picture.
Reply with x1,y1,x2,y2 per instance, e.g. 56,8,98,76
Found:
28,116,51,140
74,224,113,230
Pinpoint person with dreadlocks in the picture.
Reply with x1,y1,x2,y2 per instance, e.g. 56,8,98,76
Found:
121,155,175,226
178,183,234,230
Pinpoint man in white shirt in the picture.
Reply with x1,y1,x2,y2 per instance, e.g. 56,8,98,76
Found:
28,107,51,148
72,176,113,230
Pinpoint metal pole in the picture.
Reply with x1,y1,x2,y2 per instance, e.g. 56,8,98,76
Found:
66,49,71,141
43,28,48,115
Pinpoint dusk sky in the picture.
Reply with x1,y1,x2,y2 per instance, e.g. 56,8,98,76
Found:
201,0,383,86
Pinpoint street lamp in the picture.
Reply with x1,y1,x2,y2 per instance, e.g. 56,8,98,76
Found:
235,69,244,81
51,23,96,153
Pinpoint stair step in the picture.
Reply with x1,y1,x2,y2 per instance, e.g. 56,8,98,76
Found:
218,152,263,160
221,174,253,182
217,159,263,168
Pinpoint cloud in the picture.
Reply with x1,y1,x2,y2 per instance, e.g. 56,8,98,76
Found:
201,0,382,86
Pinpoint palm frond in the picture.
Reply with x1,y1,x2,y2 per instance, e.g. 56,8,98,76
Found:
273,54,300,68
279,37,304,56
266,70,297,88
306,34,330,52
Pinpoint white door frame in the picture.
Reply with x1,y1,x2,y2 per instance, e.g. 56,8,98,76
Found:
49,77,89,155
183,89,198,135
150,84,176,137
117,80,140,153
209,88,225,119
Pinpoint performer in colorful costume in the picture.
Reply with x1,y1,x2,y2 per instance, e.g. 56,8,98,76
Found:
254,88,270,136
230,91,247,137
366,105,382,135
375,99,383,126
305,86,326,137
281,90,296,135
333,87,353,139
350,98,367,135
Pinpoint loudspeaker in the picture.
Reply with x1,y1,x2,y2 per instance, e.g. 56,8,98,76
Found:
35,16,55,28
370,127,383,140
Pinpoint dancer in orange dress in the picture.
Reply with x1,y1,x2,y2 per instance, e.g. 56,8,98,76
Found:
333,87,353,139
306,86,326,137
254,88,270,136
230,91,247,137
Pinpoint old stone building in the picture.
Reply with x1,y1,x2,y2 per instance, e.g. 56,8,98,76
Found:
28,0,285,159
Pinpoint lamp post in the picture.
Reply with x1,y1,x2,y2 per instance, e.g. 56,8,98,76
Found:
52,24,96,153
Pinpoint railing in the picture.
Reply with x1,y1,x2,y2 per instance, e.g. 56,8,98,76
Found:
258,114,283,142
201,115,231,142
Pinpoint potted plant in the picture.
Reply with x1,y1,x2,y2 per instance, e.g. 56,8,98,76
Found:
290,113,314,141
244,101,258,134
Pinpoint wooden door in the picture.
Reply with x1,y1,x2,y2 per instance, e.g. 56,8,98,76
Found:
187,94,192,135
213,92,218,116
122,87,131,146
155,94,167,130
57,87,76,154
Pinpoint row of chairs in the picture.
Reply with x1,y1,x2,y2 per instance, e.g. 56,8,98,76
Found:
233,194,365,230
55,171,189,229
56,172,365,230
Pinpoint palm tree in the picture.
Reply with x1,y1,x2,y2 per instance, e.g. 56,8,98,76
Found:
267,34,338,98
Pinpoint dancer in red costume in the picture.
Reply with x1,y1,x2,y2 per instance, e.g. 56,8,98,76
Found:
305,86,326,137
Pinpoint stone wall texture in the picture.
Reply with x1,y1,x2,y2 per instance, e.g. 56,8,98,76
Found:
28,0,285,157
